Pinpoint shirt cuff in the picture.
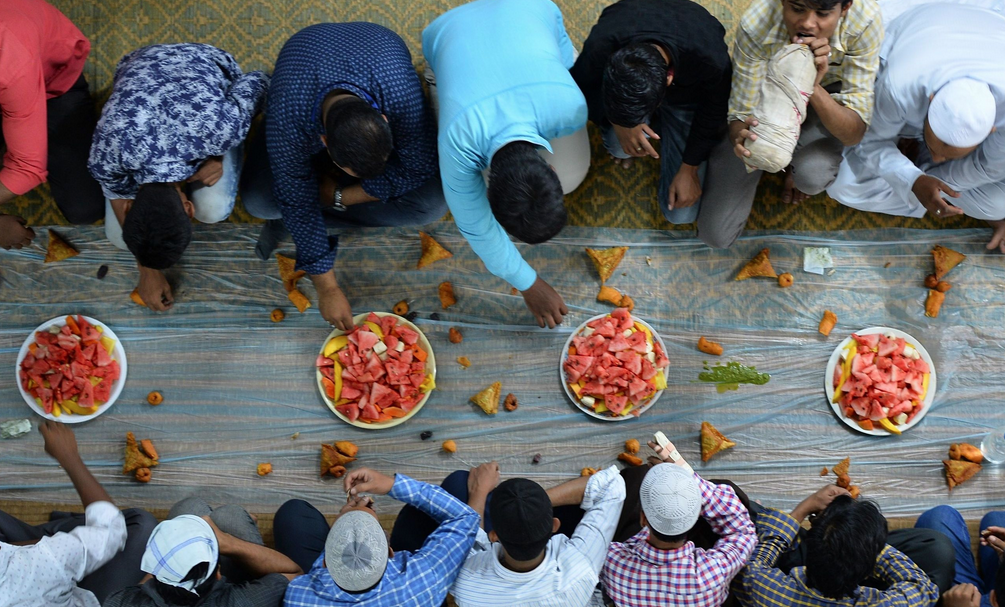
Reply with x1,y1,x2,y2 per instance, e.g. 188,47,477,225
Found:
296,235,339,275
509,264,537,292
0,168,43,197
84,501,125,528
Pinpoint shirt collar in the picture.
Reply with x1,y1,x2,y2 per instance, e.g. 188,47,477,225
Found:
789,567,861,601
313,83,380,134
628,529,695,566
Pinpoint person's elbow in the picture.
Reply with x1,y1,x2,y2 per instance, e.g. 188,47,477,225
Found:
838,115,868,147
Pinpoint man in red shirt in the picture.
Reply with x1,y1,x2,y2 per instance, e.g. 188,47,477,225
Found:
0,0,103,250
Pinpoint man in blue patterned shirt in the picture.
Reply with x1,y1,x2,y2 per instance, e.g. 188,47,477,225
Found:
241,23,445,331
274,467,478,607
89,43,267,311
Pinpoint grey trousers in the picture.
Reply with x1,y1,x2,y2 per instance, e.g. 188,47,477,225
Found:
168,497,264,584
697,103,844,249
0,507,157,603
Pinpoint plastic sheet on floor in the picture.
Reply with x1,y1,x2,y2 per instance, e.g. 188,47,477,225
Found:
2,224,1004,518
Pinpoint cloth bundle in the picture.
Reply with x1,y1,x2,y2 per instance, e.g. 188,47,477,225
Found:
743,44,817,173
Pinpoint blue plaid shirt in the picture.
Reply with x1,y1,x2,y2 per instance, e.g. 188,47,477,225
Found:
284,474,479,607
736,509,939,607
267,23,438,275
89,44,267,200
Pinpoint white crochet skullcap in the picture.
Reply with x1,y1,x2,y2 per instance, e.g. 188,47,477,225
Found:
929,79,996,148
325,509,389,592
639,463,701,536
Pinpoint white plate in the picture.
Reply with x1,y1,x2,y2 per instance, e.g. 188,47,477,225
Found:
560,313,669,422
317,312,436,430
824,326,936,436
15,316,128,423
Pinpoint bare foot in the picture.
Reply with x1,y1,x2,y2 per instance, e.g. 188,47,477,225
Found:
987,219,1005,253
781,168,809,205
609,154,634,170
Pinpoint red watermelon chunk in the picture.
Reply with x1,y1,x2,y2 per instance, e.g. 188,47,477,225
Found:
379,315,398,337
605,394,629,415
850,397,870,418
868,400,885,421
564,355,595,383
371,383,397,408
608,334,631,352
640,359,657,381
593,322,616,338
913,359,930,374
94,347,112,367
852,333,880,349
610,308,633,330
342,386,363,400
320,366,335,381
21,354,36,370
626,331,648,353
890,365,907,383
360,403,381,421
93,378,111,404
366,312,382,326
336,403,360,423
396,326,419,345
56,334,79,351
365,356,386,380
384,334,400,350
78,382,95,407
874,382,899,395
39,388,54,414
616,351,643,375
316,354,334,367
356,331,380,352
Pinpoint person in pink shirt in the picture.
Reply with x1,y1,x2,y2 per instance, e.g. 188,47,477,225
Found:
0,0,104,250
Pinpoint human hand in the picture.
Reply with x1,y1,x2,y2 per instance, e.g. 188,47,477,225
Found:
794,35,831,89
317,283,354,331
912,175,964,219
0,215,36,249
344,468,395,497
188,156,224,188
613,123,660,159
646,439,691,470
137,267,174,311
791,484,850,522
467,462,501,498
943,584,981,607
521,276,568,329
730,117,758,160
668,164,701,210
40,421,81,465
980,526,1005,561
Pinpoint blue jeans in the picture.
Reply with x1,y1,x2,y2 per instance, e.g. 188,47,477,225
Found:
601,106,707,225
916,505,1004,607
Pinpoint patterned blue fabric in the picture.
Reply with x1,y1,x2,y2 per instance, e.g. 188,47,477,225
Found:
88,44,267,200
266,23,437,275
283,474,479,607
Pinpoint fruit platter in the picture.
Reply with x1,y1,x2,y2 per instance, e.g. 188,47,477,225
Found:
316,312,436,429
561,308,670,421
825,327,936,436
16,315,127,422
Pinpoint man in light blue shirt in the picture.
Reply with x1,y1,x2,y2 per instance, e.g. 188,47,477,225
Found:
423,0,589,328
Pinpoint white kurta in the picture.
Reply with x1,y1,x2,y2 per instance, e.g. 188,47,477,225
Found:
828,2,1005,219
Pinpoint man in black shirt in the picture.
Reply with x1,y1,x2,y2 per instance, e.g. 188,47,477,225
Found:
571,0,731,225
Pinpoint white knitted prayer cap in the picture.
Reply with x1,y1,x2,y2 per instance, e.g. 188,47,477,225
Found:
639,463,701,536
929,79,996,148
325,509,389,592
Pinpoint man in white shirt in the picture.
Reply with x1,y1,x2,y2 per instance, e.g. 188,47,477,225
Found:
828,3,1005,251
450,466,626,607
0,421,157,607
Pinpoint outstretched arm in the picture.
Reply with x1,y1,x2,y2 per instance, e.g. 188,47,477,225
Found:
40,421,112,508
203,516,302,580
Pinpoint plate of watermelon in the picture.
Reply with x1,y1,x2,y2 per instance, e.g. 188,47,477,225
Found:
316,312,436,429
561,309,670,421
15,315,127,422
825,327,936,436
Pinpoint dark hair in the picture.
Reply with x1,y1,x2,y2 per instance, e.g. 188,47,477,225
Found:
795,0,853,11
996,558,1005,607
123,183,192,270
648,525,688,544
499,536,553,562
151,562,216,606
324,96,393,179
804,496,888,598
603,43,667,128
487,141,566,244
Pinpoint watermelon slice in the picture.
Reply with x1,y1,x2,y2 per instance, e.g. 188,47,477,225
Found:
356,331,380,352
852,333,879,349
396,326,419,345
316,354,334,367
606,394,629,415
94,346,112,367
78,381,95,407
336,403,360,422
564,355,595,383
93,378,111,404
360,403,381,421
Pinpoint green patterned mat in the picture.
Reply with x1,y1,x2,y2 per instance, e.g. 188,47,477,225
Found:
4,0,983,232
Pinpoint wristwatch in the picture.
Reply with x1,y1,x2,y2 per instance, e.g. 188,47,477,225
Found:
331,187,347,212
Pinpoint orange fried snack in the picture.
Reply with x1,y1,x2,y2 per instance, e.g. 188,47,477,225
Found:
270,308,285,322
924,274,939,289
417,232,453,268
618,452,644,466
134,468,152,483
449,327,463,343
949,443,984,464
147,391,163,406
820,467,829,476
393,300,409,316
257,463,273,476
818,310,837,336
925,290,945,318
288,288,311,313
334,441,358,458
944,459,981,490
320,444,356,476
124,432,158,474
330,465,347,478
597,285,623,306
470,382,501,414
625,439,640,454
585,246,628,283
936,281,951,293
45,230,79,263
697,337,723,356
442,439,457,453
439,282,457,309
276,254,306,293
832,457,850,477
618,294,635,312
457,356,472,368
130,289,147,307
848,485,861,499
735,248,777,280
778,273,794,288
932,245,965,280
140,439,159,461
836,473,851,489
581,467,599,477
504,393,518,411
700,421,736,462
